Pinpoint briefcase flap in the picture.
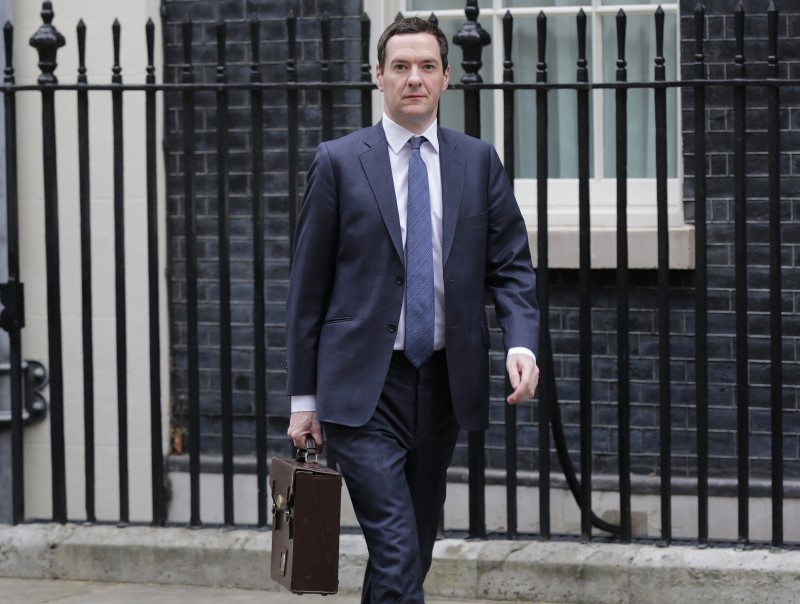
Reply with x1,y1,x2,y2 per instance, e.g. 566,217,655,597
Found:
271,458,341,517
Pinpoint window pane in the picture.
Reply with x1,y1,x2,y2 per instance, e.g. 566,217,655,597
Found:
602,0,666,5
407,0,467,11
512,16,593,178
602,13,678,178
504,0,585,6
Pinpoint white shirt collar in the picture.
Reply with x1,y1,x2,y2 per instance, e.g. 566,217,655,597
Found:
382,114,440,155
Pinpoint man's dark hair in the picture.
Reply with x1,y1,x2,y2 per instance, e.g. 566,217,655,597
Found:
377,17,449,72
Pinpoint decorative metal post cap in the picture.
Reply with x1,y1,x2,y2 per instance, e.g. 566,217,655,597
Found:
452,0,491,84
29,1,65,85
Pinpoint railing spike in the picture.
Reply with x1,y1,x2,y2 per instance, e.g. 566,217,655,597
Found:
734,0,744,66
146,18,155,80
767,0,778,66
577,9,587,72
287,11,296,65
216,19,226,70
503,10,513,75
77,19,87,82
181,18,193,67
250,15,260,67
537,10,546,76
361,12,371,77
321,12,331,63
694,1,705,62
4,21,14,82
112,18,121,70
616,9,626,71
655,4,665,67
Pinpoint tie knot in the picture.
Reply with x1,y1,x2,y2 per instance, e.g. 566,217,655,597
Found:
409,136,426,151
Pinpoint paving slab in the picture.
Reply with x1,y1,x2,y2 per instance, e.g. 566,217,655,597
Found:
0,578,547,604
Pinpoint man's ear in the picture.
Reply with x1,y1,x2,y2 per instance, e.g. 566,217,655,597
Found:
441,64,450,91
376,64,383,91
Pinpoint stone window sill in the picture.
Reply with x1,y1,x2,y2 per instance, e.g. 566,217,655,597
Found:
527,224,695,270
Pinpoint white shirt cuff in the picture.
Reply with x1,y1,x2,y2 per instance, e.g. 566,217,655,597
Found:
507,347,536,364
291,395,317,413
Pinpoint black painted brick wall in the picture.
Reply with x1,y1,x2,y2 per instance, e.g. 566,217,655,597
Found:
163,0,364,459
669,0,800,479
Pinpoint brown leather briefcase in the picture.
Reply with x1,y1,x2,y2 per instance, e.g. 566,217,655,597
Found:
270,437,342,594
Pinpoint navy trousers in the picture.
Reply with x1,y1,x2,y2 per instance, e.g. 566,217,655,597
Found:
323,350,461,604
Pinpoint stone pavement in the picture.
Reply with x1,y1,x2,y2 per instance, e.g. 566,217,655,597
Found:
0,577,530,604
2,524,800,603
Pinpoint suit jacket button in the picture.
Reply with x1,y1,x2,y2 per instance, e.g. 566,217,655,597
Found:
388,323,397,333
396,276,404,285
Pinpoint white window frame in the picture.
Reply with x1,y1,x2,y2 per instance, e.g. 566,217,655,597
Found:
364,0,693,268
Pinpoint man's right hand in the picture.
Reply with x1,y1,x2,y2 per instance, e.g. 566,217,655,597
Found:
287,411,324,452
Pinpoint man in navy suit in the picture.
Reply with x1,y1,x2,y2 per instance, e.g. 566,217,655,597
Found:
286,17,539,602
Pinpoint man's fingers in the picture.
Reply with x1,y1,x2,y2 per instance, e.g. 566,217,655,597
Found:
506,354,540,404
287,411,324,451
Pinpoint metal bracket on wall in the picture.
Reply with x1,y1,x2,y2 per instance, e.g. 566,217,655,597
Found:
0,360,49,425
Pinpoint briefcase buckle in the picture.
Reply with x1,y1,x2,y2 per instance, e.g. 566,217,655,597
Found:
272,493,292,522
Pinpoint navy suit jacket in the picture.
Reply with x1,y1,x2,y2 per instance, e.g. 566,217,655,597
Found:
286,123,539,432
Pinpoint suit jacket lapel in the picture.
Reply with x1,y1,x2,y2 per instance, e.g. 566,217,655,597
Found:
360,124,405,264
439,128,465,266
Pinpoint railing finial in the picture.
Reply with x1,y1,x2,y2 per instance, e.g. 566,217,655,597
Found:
29,1,66,85
537,11,547,80
4,21,14,84
453,0,491,84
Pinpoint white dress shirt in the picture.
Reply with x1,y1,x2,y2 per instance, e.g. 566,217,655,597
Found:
291,115,533,413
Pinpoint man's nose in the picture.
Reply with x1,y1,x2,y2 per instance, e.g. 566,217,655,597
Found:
407,66,422,85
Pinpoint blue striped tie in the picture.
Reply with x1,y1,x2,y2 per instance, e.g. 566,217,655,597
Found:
404,136,434,368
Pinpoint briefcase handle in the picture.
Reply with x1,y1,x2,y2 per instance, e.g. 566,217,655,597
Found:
296,435,318,464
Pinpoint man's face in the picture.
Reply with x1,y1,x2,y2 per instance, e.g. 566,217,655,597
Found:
376,32,450,134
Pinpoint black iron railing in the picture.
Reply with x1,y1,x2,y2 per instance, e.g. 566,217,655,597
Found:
0,0,795,552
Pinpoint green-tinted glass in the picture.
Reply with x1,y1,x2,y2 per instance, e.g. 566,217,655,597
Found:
504,0,586,7
601,12,678,178
602,0,667,5
511,15,594,178
407,0,467,11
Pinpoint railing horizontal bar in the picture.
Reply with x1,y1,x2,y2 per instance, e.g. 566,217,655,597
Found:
3,78,800,93
451,80,798,90
401,5,678,19
1,82,376,92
